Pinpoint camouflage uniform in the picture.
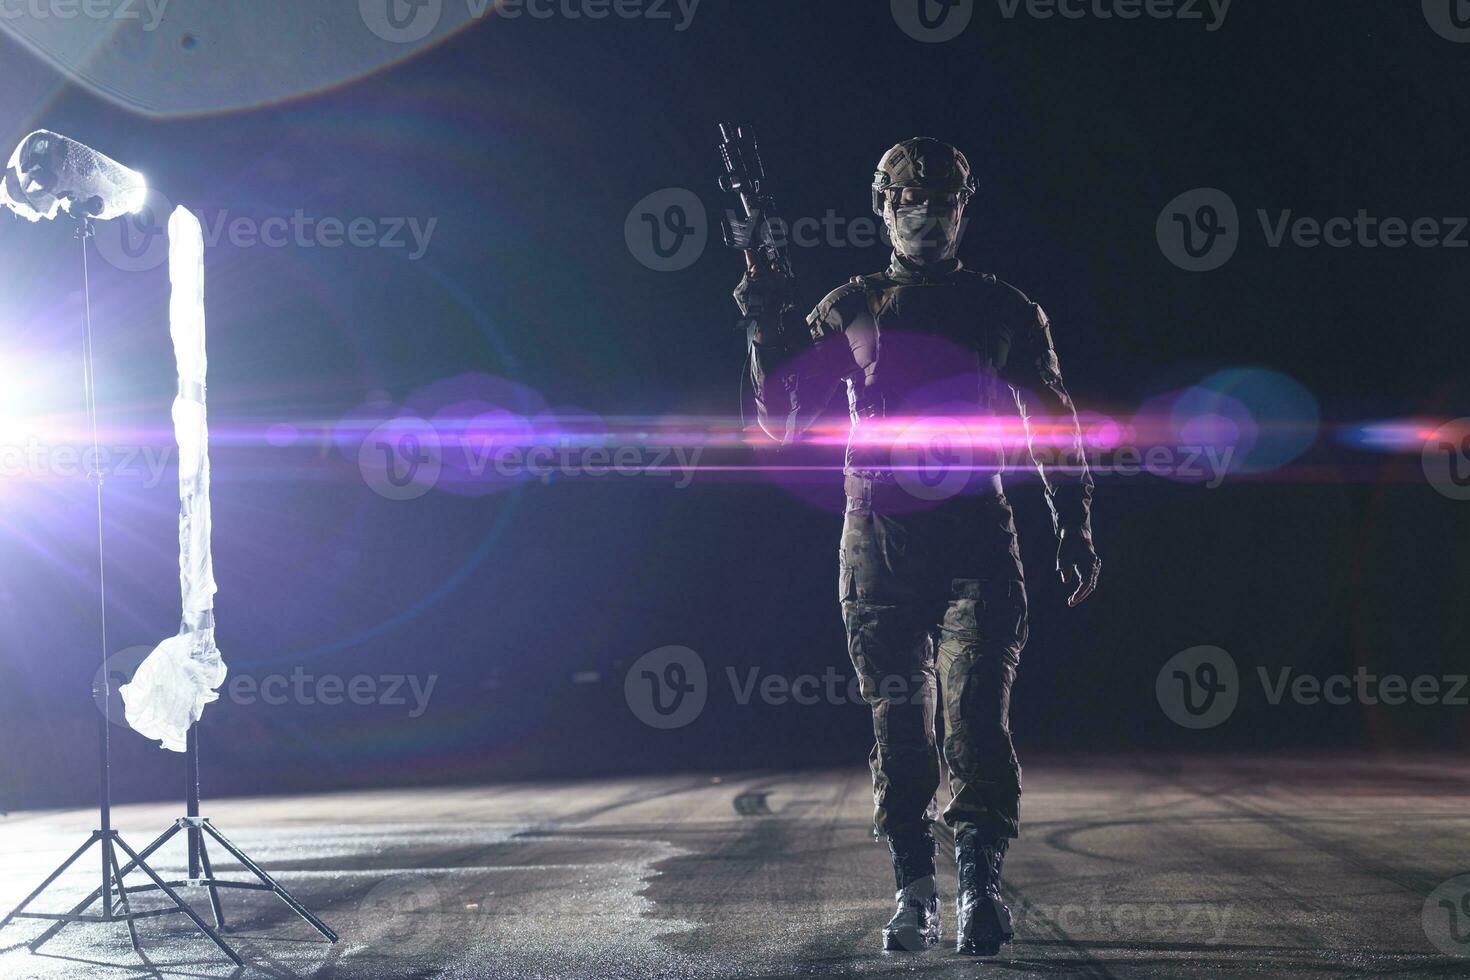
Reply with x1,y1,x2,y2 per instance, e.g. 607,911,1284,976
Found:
744,139,1095,843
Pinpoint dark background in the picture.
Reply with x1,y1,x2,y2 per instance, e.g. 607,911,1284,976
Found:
1,1,1467,810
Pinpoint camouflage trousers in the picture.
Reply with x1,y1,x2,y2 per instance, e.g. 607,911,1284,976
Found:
839,487,1027,842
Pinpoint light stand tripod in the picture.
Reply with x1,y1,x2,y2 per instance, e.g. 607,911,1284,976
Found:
84,725,338,943
22,723,339,954
0,216,243,967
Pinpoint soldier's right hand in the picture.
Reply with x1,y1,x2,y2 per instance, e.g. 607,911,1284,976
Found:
1057,526,1101,607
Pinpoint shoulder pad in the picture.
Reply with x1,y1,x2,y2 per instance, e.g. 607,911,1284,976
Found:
973,272,1048,328
962,270,1026,303
806,274,887,337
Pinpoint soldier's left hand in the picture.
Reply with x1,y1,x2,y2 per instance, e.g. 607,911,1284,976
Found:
721,209,768,251
1057,527,1100,607
732,270,788,319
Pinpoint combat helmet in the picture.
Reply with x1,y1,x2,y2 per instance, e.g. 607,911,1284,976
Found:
871,137,977,215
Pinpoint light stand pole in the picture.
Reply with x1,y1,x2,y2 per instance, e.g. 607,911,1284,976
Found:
0,216,243,967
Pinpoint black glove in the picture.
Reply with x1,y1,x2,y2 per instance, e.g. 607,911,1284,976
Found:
1056,526,1101,607
722,208,771,251
732,271,787,320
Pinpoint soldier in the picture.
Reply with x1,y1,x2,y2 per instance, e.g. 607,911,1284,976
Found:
732,138,1099,956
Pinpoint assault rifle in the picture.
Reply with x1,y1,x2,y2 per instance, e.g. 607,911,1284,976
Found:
716,122,794,291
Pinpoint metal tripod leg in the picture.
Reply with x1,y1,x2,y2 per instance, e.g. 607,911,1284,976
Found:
8,829,239,966
183,727,226,931
27,820,183,951
107,842,140,951
112,835,243,967
0,832,100,932
195,832,227,930
201,821,338,942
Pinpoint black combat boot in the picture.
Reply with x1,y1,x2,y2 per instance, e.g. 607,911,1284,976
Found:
955,830,1013,956
882,830,941,951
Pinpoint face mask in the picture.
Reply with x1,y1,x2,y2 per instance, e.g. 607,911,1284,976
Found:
888,203,962,261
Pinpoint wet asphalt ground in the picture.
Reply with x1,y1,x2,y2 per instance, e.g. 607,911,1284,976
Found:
2,754,1468,979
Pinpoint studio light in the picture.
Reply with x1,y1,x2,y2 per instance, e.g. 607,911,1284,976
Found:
0,130,146,223
0,135,334,967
